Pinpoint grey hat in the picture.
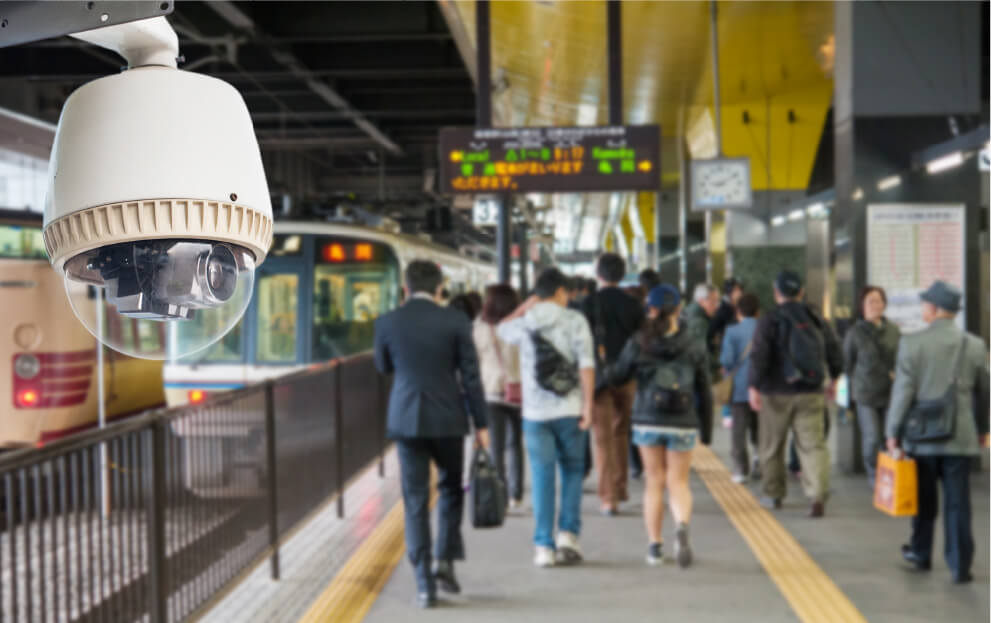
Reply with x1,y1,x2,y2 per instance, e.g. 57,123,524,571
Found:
920,280,962,312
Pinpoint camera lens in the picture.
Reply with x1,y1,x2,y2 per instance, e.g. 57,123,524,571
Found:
198,244,237,303
62,241,256,360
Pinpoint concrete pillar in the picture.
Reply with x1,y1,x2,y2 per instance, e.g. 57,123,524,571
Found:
831,0,983,331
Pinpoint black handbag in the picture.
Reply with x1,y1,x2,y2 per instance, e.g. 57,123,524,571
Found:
470,447,506,528
903,336,968,443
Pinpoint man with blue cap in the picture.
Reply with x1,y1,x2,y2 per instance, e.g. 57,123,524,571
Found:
885,280,990,584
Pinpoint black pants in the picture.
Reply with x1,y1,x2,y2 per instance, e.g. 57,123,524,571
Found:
910,455,974,578
396,437,465,593
488,403,524,501
731,403,759,475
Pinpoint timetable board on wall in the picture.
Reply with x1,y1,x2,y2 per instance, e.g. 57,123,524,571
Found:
866,203,966,333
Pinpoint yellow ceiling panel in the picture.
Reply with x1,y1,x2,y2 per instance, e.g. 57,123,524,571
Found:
449,0,834,190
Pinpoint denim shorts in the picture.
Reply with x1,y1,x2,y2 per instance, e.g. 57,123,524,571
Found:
633,428,697,452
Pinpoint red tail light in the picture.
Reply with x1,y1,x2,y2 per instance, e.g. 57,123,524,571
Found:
16,389,39,407
188,389,207,404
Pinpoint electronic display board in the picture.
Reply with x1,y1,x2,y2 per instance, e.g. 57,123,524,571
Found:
438,125,660,194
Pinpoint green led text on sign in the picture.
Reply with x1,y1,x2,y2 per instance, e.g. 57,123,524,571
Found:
438,125,661,194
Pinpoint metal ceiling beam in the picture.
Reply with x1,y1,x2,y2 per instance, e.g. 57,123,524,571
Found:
25,32,452,47
251,109,474,122
205,1,402,156
3,67,468,82
260,136,439,150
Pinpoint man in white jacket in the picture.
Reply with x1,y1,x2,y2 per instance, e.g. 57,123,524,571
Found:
498,268,595,568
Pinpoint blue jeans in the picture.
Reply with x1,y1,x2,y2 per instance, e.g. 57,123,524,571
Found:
523,417,587,548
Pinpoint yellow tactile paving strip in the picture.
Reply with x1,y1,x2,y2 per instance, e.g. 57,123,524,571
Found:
297,482,436,623
299,448,869,623
693,445,869,623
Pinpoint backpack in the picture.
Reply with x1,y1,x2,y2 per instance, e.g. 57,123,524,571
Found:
530,331,580,397
646,353,695,414
777,306,826,390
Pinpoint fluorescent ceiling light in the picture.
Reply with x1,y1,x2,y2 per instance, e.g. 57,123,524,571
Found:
852,188,863,201
877,175,901,191
787,209,805,221
806,202,826,216
771,215,786,227
926,151,963,174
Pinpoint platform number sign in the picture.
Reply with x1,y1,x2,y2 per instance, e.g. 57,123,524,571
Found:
472,198,499,226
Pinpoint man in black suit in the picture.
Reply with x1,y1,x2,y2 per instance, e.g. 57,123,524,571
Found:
373,260,489,608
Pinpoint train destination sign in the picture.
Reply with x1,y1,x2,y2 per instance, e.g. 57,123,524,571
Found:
439,125,661,194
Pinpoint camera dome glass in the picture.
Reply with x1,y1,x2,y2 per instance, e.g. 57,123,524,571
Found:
63,241,256,360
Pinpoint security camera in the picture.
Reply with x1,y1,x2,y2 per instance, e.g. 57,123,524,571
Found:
43,17,272,359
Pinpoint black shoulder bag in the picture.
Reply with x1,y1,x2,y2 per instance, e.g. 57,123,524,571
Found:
903,336,968,443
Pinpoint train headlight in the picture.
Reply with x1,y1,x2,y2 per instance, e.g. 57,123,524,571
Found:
14,354,41,380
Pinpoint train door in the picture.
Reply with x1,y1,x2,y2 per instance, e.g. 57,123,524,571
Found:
245,259,307,381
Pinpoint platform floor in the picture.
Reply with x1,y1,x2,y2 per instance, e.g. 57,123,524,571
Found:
360,424,989,623
206,418,990,623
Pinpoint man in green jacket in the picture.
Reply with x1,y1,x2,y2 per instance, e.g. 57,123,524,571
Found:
886,281,990,584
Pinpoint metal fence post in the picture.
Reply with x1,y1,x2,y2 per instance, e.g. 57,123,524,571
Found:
378,372,385,478
265,381,280,580
146,419,168,623
335,363,345,518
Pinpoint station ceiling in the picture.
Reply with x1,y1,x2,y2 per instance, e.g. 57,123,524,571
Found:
446,0,836,191
0,1,476,202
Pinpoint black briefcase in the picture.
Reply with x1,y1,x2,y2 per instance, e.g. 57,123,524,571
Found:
470,447,506,528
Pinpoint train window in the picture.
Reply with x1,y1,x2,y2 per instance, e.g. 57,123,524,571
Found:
137,321,163,353
0,224,45,259
256,272,299,363
311,238,399,360
193,320,244,363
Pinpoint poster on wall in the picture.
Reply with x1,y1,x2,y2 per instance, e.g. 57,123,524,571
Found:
866,203,966,333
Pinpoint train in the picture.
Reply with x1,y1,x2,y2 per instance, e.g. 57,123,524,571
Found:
163,219,497,405
162,220,497,495
0,208,165,448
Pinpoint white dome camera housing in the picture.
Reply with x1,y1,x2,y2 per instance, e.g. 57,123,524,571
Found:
43,17,272,360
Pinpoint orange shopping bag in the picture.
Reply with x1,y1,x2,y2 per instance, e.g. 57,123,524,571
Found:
873,451,918,517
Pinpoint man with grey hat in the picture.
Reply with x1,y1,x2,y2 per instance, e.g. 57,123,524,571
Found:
748,270,843,518
885,280,989,584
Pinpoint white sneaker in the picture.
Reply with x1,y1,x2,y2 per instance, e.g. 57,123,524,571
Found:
646,542,664,566
534,546,556,568
731,472,747,484
555,531,583,565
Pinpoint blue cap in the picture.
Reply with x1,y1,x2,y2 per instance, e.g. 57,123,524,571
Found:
647,284,681,309
920,280,961,312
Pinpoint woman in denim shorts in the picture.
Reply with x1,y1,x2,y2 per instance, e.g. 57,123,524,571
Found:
610,284,713,568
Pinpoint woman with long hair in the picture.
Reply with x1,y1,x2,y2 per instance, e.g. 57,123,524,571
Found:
610,284,713,568
473,284,525,508
843,285,901,486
